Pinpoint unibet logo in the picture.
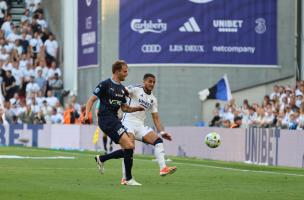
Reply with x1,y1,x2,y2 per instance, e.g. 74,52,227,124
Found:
213,20,243,32
179,17,201,32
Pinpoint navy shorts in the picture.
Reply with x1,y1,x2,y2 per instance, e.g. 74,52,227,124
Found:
98,116,127,144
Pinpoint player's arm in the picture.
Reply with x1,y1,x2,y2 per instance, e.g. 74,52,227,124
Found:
85,81,105,123
95,107,98,118
121,103,144,113
151,112,172,141
95,99,100,120
121,86,144,113
84,95,97,123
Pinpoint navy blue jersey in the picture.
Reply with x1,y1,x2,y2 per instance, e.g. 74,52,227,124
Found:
93,78,128,117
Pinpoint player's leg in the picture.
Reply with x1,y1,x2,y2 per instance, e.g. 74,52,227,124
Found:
109,138,113,152
95,119,140,185
102,133,108,154
142,131,177,176
95,121,127,174
142,131,166,169
118,132,141,185
96,128,128,165
95,132,134,176
95,148,124,175
120,132,135,184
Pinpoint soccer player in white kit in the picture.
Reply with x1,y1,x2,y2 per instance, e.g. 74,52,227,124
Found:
121,73,177,184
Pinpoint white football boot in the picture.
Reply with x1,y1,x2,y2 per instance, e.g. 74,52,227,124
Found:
124,178,142,186
94,155,105,174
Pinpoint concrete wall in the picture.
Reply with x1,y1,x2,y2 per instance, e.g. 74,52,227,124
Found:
41,0,63,63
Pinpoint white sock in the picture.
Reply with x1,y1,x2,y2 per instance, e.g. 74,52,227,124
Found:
154,143,166,169
121,159,126,179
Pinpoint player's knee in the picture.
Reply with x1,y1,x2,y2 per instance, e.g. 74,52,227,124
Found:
153,137,163,146
125,141,135,149
126,144,135,149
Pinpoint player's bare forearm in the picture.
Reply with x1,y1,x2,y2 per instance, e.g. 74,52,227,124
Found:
152,112,172,140
121,104,144,113
85,95,97,119
152,112,164,132
95,109,98,118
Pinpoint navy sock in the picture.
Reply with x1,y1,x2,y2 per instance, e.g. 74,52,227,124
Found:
99,149,124,162
102,136,108,152
124,149,134,181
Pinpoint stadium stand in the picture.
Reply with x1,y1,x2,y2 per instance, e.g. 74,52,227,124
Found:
208,80,304,130
0,0,84,125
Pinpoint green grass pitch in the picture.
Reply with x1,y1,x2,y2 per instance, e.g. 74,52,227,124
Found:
0,147,303,200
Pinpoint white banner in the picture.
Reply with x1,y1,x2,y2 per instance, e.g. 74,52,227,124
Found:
1,125,303,168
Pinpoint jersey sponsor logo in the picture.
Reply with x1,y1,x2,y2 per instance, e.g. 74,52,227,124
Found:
130,19,167,34
109,88,124,97
109,99,122,106
139,98,151,109
116,93,124,98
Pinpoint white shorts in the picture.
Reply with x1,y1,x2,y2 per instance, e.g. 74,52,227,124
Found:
122,121,153,141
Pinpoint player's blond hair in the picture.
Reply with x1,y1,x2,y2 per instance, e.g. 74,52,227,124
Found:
112,60,127,73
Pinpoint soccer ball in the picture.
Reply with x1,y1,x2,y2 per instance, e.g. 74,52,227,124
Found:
205,132,221,148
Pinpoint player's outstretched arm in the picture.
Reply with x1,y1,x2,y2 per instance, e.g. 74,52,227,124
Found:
121,104,144,113
84,95,97,123
151,112,172,141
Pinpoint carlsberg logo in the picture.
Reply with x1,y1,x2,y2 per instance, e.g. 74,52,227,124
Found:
131,19,167,34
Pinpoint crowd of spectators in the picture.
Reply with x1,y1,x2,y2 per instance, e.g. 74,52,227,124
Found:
0,0,89,125
209,80,304,130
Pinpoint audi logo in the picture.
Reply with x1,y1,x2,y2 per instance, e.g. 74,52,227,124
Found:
141,44,162,53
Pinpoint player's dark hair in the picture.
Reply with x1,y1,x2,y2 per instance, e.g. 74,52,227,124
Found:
143,73,155,80
112,60,127,73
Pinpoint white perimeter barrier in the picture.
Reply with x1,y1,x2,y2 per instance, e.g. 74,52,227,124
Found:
0,125,303,168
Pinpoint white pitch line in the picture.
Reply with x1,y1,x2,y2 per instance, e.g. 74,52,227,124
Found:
164,161,304,177
0,155,76,159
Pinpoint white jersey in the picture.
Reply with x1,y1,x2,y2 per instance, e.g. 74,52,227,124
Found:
122,85,158,124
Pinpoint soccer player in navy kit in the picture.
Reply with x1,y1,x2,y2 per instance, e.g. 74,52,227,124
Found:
84,60,144,186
